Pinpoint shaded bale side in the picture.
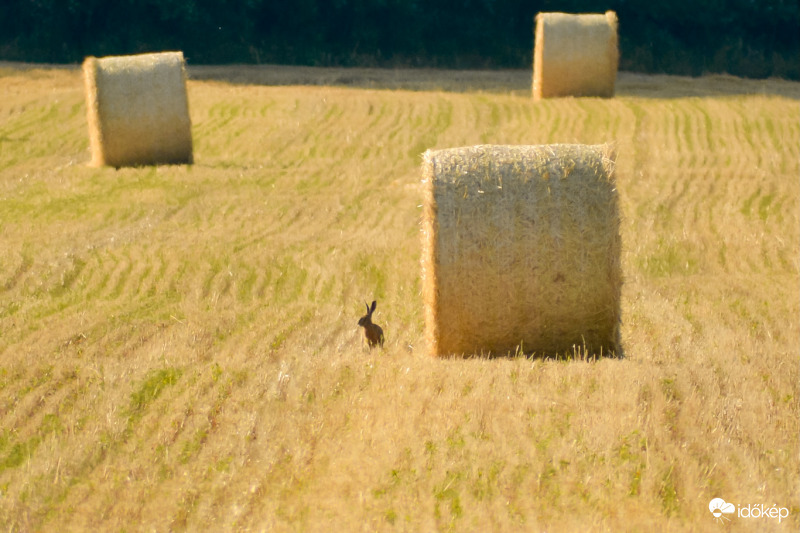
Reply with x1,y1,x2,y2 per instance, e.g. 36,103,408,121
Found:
83,51,193,167
421,144,621,358
533,11,619,100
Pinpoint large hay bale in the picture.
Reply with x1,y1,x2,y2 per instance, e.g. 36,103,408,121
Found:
421,144,621,357
533,11,619,100
83,51,193,167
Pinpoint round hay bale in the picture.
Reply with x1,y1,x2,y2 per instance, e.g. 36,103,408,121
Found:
421,144,622,358
83,51,193,167
533,11,619,100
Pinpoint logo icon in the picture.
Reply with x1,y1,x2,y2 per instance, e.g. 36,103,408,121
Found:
709,498,735,523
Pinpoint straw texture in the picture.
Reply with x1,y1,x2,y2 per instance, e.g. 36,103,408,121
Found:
421,144,621,358
83,51,193,167
533,11,619,100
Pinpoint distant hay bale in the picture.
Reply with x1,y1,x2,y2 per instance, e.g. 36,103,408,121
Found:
533,11,619,100
421,144,622,358
83,51,193,167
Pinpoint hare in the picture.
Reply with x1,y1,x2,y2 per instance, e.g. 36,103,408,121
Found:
358,300,384,348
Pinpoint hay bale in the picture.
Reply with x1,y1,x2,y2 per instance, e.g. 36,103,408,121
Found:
533,11,619,100
83,51,193,167
421,144,621,357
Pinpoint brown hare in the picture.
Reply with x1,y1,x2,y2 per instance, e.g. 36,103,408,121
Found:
358,300,384,348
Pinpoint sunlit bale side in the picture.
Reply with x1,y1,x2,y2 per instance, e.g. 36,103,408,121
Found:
533,11,619,100
83,51,193,167
421,144,622,357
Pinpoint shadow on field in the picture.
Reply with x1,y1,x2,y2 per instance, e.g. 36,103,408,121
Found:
1,62,797,99
430,340,626,361
187,64,800,99
615,72,800,99
188,64,533,94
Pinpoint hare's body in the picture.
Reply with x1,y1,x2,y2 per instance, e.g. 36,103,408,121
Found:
358,300,384,348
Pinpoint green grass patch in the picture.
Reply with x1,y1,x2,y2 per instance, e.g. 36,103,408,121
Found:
0,414,62,473
659,466,680,517
127,367,183,421
0,436,42,472
638,240,699,278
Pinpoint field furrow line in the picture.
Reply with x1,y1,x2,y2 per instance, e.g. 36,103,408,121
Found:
134,247,172,301
677,99,702,158
373,99,423,164
96,251,133,301
320,94,378,162
300,97,347,162
121,246,167,302
550,98,591,144
1,99,86,165
491,96,537,145
406,95,455,159
737,107,783,173
358,93,422,162
0,101,62,139
718,101,765,170
703,99,746,161
384,96,416,145
194,99,244,138
0,368,84,466
73,249,115,303
1,250,33,294
659,102,685,165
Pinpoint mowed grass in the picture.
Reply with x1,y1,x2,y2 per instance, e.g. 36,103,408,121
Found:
0,64,798,531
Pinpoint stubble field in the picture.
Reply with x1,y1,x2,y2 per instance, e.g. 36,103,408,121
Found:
0,63,798,531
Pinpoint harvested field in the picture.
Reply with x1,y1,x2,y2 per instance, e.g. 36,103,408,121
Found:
0,63,798,531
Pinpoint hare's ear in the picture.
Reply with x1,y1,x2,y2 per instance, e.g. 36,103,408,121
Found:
370,300,377,313
365,302,370,314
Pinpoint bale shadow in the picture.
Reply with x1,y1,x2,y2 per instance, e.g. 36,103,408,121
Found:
437,340,626,362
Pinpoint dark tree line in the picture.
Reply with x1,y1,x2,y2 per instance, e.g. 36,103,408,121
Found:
1,0,797,79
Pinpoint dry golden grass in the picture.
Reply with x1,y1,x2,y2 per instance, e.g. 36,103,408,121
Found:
0,64,798,532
